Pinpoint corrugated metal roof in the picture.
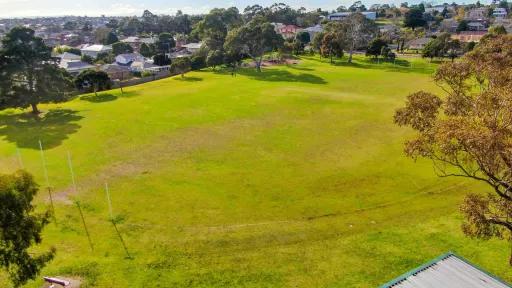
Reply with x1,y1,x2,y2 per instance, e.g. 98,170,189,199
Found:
380,252,511,288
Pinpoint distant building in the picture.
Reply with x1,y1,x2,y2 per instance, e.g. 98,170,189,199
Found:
465,7,488,21
302,24,323,40
81,44,112,58
493,7,508,19
328,11,377,21
440,19,458,33
181,43,202,54
276,24,301,39
406,37,431,50
467,21,487,31
380,252,510,288
115,53,144,66
451,31,487,42
57,52,81,63
120,36,156,51
59,60,95,75
100,64,131,80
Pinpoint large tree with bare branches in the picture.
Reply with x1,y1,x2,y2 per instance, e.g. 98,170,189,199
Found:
394,35,512,265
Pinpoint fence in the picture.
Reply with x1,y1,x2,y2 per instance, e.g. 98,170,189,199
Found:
111,71,172,89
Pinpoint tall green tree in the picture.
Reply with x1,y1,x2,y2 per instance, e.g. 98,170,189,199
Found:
155,32,175,54
112,42,134,56
0,170,55,287
404,7,427,30
206,50,224,70
140,43,155,58
224,17,284,72
394,35,512,265
0,27,73,114
193,7,243,51
342,13,378,63
171,57,191,77
74,70,111,97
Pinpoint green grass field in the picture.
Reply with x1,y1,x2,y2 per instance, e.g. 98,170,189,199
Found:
0,56,509,287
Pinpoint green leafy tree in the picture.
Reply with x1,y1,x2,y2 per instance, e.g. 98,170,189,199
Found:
321,32,344,63
394,35,512,265
153,54,171,66
155,32,175,54
311,31,326,54
171,57,191,77
224,16,284,72
456,20,469,32
74,70,111,96
206,50,224,70
112,42,134,56
63,21,77,31
0,170,55,287
95,52,115,64
0,27,73,114
404,7,427,30
139,43,155,58
295,31,311,45
366,38,388,58
193,7,243,51
105,31,119,45
342,13,378,63
191,55,206,70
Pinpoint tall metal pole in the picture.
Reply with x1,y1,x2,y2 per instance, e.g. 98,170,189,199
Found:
104,182,131,258
67,151,94,252
39,140,56,225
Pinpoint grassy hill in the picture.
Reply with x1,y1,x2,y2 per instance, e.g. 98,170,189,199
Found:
0,56,509,287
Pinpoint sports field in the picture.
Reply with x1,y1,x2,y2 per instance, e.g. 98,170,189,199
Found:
0,56,509,287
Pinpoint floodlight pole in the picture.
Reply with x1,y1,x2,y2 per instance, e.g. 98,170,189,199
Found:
104,182,132,259
39,140,57,225
67,151,94,252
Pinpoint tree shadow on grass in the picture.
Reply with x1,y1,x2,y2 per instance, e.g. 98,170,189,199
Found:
0,109,83,149
286,65,315,71
230,68,327,84
174,76,203,82
80,93,118,103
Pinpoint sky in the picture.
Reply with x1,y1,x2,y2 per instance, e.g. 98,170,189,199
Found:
0,0,459,18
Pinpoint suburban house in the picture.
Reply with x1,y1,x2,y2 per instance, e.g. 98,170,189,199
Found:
100,64,131,80
115,53,145,66
440,19,458,32
182,43,202,54
59,60,95,75
276,24,301,39
451,31,487,42
57,52,81,63
467,21,487,31
406,37,431,50
302,24,323,40
328,11,377,21
465,7,488,21
425,5,450,14
379,252,510,288
493,7,508,19
120,36,156,51
169,48,192,59
80,44,112,58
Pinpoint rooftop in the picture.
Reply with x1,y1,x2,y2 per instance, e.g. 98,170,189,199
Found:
380,252,511,288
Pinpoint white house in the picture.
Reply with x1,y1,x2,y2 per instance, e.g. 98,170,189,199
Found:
115,53,145,66
493,8,508,19
182,43,202,54
57,52,81,63
303,24,323,41
59,60,95,75
328,11,377,21
80,44,112,58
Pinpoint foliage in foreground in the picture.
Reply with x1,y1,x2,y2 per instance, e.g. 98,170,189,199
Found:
0,171,54,287
395,35,512,265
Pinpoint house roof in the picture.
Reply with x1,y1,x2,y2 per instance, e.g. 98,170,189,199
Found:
101,64,131,73
303,25,323,33
58,52,81,61
380,252,511,288
59,60,94,71
182,43,202,49
81,44,112,52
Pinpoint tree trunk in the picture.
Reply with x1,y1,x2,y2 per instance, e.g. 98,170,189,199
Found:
348,49,354,63
256,56,263,72
30,103,40,114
